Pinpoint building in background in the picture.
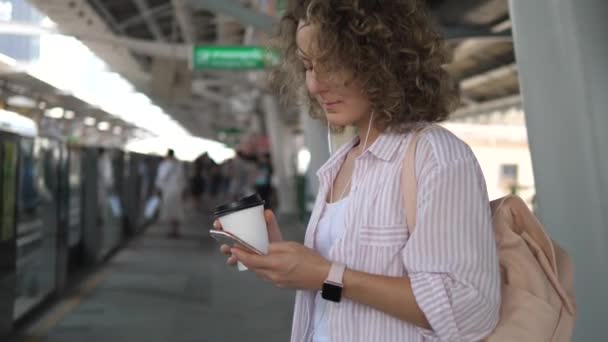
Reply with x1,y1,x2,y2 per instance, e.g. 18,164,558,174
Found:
444,120,535,209
0,0,42,62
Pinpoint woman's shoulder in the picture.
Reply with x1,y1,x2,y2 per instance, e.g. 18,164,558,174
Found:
412,124,478,168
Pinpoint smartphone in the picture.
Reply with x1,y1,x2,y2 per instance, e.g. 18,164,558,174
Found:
209,229,264,255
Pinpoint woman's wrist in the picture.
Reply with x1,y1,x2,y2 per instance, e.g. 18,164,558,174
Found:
315,260,332,291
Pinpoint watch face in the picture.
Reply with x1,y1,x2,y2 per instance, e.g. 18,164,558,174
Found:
322,282,343,303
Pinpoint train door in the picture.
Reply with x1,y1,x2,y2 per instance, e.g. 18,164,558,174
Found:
67,147,84,271
55,141,69,293
13,137,60,320
81,147,101,263
0,132,19,336
99,149,122,258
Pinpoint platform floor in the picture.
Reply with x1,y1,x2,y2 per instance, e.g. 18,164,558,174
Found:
18,211,305,342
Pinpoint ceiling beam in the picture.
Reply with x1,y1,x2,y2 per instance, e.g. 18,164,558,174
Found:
192,88,230,105
460,63,518,90
187,0,275,33
197,78,256,88
117,3,173,31
460,96,478,106
441,24,512,43
172,0,197,44
0,20,189,59
5,20,515,73
76,31,189,59
491,19,512,33
451,94,521,120
88,0,127,35
131,0,166,41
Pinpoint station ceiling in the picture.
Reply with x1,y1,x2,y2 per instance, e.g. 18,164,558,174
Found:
24,0,519,141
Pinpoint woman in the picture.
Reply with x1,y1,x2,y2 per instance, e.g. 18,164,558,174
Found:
215,1,501,341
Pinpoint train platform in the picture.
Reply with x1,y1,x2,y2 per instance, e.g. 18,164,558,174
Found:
14,211,305,342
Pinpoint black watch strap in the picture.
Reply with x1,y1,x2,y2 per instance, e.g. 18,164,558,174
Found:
322,263,345,302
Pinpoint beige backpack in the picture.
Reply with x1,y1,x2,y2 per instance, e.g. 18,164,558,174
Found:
402,127,577,341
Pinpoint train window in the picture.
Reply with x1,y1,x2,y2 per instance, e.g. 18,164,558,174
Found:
17,139,39,223
69,151,81,187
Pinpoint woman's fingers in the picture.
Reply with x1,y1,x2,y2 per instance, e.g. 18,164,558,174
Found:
212,219,238,266
227,255,237,266
220,244,231,255
220,244,238,266
231,248,277,270
264,210,277,228
264,210,283,242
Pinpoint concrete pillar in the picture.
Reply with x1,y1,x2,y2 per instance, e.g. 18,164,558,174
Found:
301,110,329,195
331,126,357,152
509,1,608,340
262,95,297,216
301,112,357,195
149,57,192,100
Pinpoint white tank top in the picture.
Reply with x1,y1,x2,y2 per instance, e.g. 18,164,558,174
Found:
312,197,350,342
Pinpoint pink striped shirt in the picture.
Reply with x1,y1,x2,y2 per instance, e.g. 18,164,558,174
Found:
290,127,501,342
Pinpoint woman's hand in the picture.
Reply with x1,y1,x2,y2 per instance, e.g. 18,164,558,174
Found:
214,209,283,266
231,242,331,291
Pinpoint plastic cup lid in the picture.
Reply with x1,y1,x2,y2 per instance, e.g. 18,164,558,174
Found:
213,193,265,218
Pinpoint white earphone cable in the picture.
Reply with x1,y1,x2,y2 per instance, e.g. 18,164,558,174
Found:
329,111,375,203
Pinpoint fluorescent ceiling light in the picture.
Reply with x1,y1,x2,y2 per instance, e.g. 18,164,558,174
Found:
148,105,163,114
132,92,151,105
297,148,311,175
41,17,56,29
64,110,75,119
31,35,190,141
45,107,64,119
7,95,37,108
84,117,96,126
97,121,110,131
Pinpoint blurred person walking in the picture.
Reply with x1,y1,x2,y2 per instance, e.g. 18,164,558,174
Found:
155,149,185,238
254,153,274,209
189,154,205,211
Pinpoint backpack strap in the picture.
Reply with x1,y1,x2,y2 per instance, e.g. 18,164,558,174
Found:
402,125,434,233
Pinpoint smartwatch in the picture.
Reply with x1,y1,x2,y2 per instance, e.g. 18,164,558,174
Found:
322,262,346,303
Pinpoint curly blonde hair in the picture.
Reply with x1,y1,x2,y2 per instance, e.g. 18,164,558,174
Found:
268,0,456,132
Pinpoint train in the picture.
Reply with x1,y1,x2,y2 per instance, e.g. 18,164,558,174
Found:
0,109,163,336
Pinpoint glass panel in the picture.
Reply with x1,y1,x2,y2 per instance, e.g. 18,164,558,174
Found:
0,135,18,342
99,150,121,257
14,138,58,319
68,150,82,247
1,140,17,242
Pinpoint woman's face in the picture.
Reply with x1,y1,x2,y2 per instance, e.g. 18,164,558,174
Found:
296,21,371,127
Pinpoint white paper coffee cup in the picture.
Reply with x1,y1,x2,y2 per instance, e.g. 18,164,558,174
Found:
214,194,268,271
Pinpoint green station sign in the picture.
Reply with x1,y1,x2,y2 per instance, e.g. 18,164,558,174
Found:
192,46,279,70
